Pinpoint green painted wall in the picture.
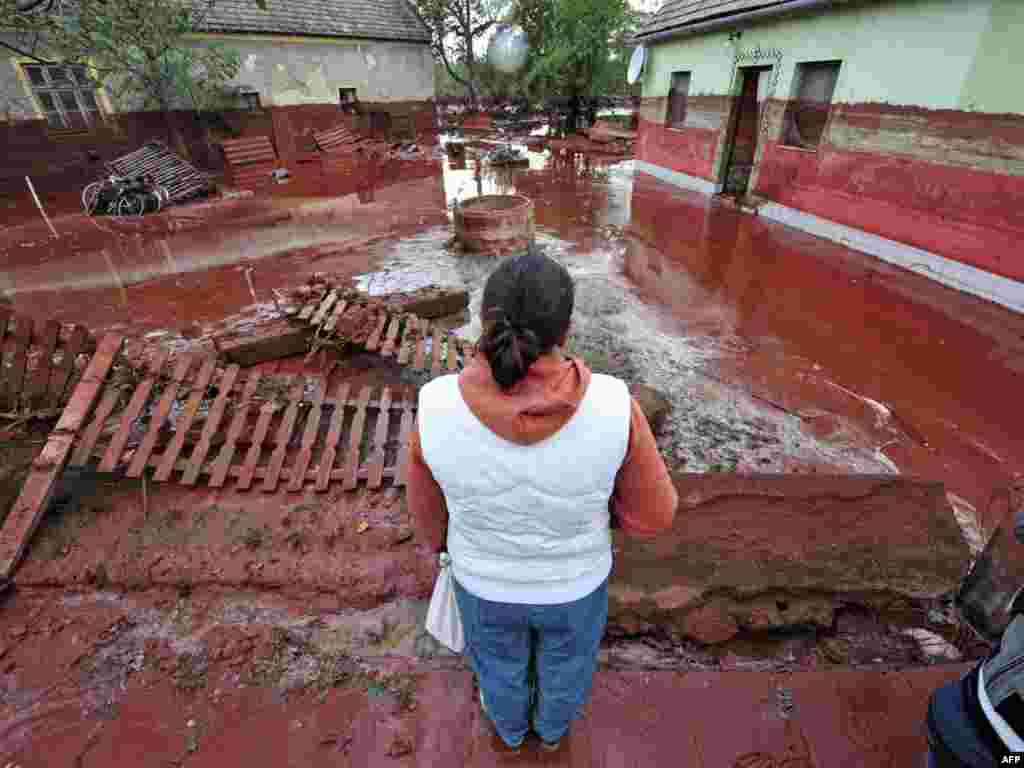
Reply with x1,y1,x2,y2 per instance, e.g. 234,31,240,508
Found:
960,0,1024,113
642,0,1007,112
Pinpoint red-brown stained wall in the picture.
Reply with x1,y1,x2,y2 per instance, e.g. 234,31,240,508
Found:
636,96,731,181
638,95,1024,284
753,101,1024,283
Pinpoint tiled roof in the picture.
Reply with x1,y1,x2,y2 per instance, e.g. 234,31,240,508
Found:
194,0,431,43
636,0,805,39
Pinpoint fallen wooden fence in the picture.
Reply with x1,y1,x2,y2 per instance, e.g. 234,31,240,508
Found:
0,334,418,580
0,310,96,419
292,290,475,378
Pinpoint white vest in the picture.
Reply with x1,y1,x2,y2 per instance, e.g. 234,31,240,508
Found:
417,372,631,604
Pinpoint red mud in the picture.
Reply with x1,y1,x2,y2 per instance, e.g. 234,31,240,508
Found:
626,172,1024,527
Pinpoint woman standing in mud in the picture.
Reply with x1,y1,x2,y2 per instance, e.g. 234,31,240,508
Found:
408,252,678,752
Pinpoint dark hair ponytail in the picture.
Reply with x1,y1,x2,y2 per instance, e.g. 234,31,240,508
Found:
478,252,574,390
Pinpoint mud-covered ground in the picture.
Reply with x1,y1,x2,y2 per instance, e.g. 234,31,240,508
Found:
0,130,1019,764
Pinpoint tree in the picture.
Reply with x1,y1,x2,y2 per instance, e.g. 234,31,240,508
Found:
1,0,240,156
515,0,632,133
413,0,505,109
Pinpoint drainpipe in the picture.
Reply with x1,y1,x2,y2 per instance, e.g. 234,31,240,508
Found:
633,0,840,45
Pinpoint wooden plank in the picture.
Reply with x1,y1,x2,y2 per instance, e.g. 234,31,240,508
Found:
430,324,443,377
367,387,392,489
315,382,350,492
396,318,413,365
381,315,402,357
288,377,325,492
3,316,32,412
297,298,321,323
238,397,276,491
262,378,305,492
154,356,217,482
324,300,348,333
181,364,240,486
46,326,89,410
209,371,262,488
412,319,429,371
342,386,372,491
0,333,123,580
310,290,339,328
26,320,60,411
126,354,192,479
365,312,389,352
70,385,121,466
446,332,458,373
99,348,170,473
395,387,416,487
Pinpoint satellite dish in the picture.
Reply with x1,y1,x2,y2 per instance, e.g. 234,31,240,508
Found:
627,45,646,85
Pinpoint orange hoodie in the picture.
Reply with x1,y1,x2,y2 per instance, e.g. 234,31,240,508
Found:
407,351,678,552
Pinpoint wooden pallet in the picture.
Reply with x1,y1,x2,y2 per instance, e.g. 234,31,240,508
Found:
294,292,474,378
0,311,95,418
220,136,278,189
313,124,391,161
62,353,416,494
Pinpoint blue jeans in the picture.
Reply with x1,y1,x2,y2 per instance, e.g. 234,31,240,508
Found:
453,577,608,747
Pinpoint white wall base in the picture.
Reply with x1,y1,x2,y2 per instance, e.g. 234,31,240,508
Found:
634,160,720,196
634,163,1024,314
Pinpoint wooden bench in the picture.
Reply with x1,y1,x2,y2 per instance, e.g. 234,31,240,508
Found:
220,136,278,189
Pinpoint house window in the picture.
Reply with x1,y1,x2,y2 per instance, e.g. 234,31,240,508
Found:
782,60,841,149
241,91,262,111
22,64,102,131
665,71,691,129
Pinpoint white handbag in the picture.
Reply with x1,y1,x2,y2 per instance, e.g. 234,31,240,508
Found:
425,552,465,653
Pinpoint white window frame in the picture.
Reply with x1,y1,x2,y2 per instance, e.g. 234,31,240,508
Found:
22,63,103,132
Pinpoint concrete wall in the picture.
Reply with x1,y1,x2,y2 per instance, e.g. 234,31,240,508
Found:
206,36,435,107
637,0,1024,297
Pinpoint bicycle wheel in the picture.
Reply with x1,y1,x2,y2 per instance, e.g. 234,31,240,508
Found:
82,182,102,214
117,194,145,217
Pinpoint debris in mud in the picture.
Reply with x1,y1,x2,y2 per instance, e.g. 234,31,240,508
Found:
485,146,529,166
630,383,672,435
379,285,470,319
216,317,312,367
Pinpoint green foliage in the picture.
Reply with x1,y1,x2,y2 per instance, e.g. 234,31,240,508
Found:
2,0,240,112
514,0,633,105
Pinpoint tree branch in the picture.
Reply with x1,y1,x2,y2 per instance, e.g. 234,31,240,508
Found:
0,38,56,64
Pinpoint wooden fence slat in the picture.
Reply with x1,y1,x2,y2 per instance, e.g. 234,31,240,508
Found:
99,348,170,473
288,377,324,492
381,315,401,357
4,316,33,412
311,290,339,327
45,325,88,410
70,385,121,466
396,319,414,365
324,300,348,333
297,297,322,322
413,320,429,371
365,312,389,352
262,378,305,492
431,324,443,377
209,371,262,488
367,386,392,489
154,356,217,482
342,386,372,491
0,333,123,580
446,332,458,373
127,355,193,478
395,387,415,487
315,381,350,492
181,364,240,486
26,320,60,411
142,456,399,484
238,398,276,491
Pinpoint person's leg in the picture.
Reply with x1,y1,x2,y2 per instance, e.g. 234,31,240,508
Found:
453,578,532,748
530,580,608,745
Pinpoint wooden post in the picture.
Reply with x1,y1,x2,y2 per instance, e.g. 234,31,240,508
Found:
25,176,59,238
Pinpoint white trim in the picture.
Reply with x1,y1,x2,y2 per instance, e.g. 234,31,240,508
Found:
757,202,1024,314
979,664,1024,751
634,163,1024,314
634,160,721,195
